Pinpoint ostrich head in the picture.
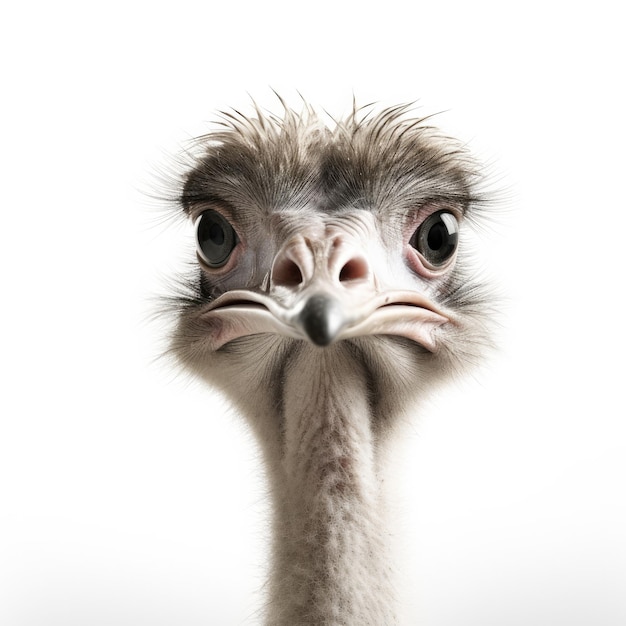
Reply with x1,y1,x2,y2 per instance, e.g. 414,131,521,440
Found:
166,100,491,624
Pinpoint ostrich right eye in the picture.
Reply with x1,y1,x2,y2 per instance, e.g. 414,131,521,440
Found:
410,210,459,267
195,210,238,268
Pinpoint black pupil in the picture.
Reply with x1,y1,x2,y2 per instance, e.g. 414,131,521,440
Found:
427,223,445,251
209,223,225,245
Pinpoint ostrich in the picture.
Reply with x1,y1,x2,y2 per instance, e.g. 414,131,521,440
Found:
165,100,491,624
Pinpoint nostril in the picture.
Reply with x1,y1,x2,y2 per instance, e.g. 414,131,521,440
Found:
272,258,304,287
339,257,369,283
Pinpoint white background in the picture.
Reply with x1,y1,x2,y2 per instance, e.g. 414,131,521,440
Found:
1,2,624,624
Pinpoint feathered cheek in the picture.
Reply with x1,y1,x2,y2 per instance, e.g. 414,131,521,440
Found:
187,313,245,353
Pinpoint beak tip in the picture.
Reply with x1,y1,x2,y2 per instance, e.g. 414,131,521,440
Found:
298,294,345,347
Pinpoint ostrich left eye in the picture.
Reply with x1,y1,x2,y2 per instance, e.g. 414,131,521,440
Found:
195,210,238,268
410,210,459,266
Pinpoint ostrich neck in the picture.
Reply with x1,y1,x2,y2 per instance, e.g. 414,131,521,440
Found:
266,346,397,625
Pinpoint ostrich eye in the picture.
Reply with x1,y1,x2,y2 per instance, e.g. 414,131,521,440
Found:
410,211,459,266
195,210,238,268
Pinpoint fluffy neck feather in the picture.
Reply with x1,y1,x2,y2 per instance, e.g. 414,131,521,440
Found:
265,345,397,625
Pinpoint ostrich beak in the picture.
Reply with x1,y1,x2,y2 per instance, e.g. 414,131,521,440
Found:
202,287,449,351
